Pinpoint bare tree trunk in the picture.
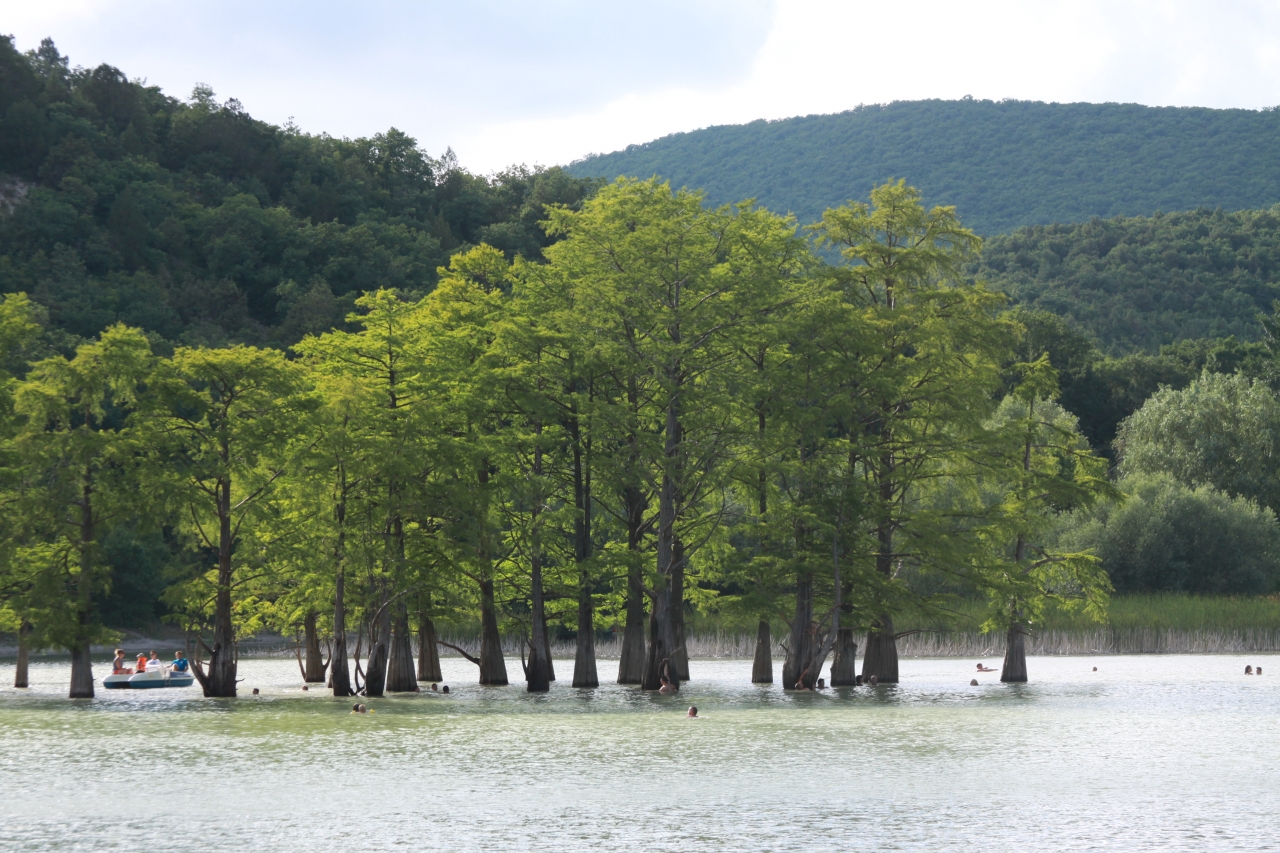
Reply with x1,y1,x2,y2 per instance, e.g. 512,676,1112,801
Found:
617,560,647,683
526,553,552,693
416,601,442,682
671,538,689,682
1001,621,1028,683
478,578,508,685
364,592,391,697
68,468,96,699
573,575,599,687
385,603,418,692
861,614,898,684
642,396,682,692
329,501,354,698
544,627,556,682
782,572,814,690
303,610,327,682
830,627,858,685
197,473,238,697
14,621,30,688
751,619,773,683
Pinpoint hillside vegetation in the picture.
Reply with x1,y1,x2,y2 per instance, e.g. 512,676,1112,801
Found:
976,207,1280,353
0,37,598,349
567,99,1280,234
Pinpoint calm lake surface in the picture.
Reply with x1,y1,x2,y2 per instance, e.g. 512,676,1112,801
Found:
1,654,1277,852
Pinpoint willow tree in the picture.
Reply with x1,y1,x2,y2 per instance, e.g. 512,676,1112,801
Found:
813,180,1013,684
144,345,314,698
13,325,151,698
544,178,801,690
981,357,1115,682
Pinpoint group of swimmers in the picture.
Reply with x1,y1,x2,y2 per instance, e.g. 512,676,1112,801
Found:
112,649,189,675
1245,665,1264,675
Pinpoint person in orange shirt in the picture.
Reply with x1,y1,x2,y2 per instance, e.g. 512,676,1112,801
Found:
136,653,148,672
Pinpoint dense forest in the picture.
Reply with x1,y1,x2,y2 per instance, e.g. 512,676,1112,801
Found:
0,36,599,349
5,39,1280,701
567,99,1280,234
976,207,1280,352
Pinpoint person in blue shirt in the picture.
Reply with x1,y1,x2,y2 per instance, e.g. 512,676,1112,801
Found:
171,651,189,673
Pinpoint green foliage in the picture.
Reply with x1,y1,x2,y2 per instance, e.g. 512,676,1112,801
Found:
0,37,600,349
978,208,1280,353
1058,474,1280,595
1116,371,1280,512
568,99,1280,234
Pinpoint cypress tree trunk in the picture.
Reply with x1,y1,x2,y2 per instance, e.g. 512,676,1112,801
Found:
671,539,690,682
544,628,556,682
199,474,238,697
751,619,773,684
416,604,442,682
364,593,391,697
526,551,552,693
830,627,858,686
478,577,508,685
385,604,418,692
572,575,599,687
329,495,354,698
14,621,30,688
303,611,327,682
617,561,647,684
69,469,96,699
861,614,898,684
782,573,815,690
1001,621,1028,683
641,398,682,692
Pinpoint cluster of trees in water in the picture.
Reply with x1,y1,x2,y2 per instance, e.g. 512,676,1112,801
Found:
2,178,1126,699
7,36,1280,702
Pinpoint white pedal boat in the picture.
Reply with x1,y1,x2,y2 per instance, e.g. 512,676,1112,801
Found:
103,669,195,689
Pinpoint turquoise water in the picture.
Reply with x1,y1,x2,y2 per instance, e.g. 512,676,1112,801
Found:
1,654,1277,852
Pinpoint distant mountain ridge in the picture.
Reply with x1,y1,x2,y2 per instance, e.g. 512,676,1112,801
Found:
566,99,1280,234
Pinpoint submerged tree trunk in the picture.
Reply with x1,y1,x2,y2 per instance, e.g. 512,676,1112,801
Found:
526,551,552,693
1001,620,1028,683
751,619,773,683
617,560,647,684
416,602,442,683
364,589,392,697
573,574,599,688
782,572,815,690
197,474,238,697
68,469,96,699
478,577,509,685
14,621,30,688
671,539,690,682
385,604,418,692
861,614,898,684
642,396,683,692
303,610,327,682
330,508,353,697
830,627,858,686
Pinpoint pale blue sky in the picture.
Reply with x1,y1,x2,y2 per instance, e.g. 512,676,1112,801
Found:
7,1,1280,171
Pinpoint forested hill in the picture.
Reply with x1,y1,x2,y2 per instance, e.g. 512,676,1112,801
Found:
974,207,1280,353
0,37,598,349
566,99,1280,234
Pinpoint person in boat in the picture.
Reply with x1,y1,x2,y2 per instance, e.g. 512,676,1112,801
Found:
976,663,997,672
171,651,189,673
112,649,129,674
136,653,149,672
147,651,164,672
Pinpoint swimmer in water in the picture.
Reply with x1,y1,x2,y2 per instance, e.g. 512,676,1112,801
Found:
817,678,826,690
1258,666,1263,675
659,676,675,694
970,679,979,686
687,706,698,718
430,683,438,692
1246,665,1254,675
976,662,997,672
868,675,879,687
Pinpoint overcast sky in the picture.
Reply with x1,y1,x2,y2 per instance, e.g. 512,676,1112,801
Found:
7,0,1280,173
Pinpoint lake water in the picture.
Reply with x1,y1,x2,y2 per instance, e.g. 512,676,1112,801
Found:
0,654,1277,852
